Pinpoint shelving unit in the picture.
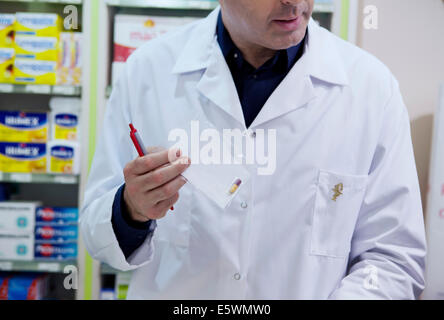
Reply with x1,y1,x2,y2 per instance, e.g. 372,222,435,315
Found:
0,84,81,96
0,260,76,273
0,173,79,184
0,0,86,301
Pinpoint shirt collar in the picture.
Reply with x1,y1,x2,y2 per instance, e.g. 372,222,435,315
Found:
216,11,305,73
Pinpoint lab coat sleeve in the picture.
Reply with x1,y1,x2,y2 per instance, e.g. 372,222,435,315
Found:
329,77,427,300
79,63,156,272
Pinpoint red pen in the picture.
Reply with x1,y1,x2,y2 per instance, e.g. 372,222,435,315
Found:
129,123,174,211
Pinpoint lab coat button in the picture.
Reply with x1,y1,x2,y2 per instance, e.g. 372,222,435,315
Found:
240,202,248,209
233,273,241,280
250,131,256,138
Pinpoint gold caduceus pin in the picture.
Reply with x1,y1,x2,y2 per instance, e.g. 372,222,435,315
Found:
332,183,343,201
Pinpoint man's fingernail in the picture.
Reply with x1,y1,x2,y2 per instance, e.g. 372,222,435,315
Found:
176,149,181,158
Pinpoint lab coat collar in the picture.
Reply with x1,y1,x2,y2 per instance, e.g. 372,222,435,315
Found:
172,8,350,128
305,18,349,86
171,8,220,74
173,9,349,87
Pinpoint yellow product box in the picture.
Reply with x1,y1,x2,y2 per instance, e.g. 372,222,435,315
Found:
14,58,57,85
15,36,58,61
0,14,15,47
47,140,79,174
0,142,47,173
0,110,48,142
0,48,14,83
15,12,61,37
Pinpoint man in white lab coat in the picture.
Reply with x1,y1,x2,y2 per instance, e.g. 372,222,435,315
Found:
81,0,426,299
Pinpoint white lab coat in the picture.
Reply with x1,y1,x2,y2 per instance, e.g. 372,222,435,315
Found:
80,8,426,299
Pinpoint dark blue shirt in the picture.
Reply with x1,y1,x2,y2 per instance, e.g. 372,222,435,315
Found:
111,12,306,258
216,12,305,128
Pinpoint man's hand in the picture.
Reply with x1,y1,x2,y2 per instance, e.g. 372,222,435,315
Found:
123,147,190,222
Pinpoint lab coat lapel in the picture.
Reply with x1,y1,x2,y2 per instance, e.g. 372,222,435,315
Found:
172,7,246,128
250,19,349,128
195,40,246,128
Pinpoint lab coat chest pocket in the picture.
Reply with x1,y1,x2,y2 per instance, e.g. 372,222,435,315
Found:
153,184,193,248
310,170,368,258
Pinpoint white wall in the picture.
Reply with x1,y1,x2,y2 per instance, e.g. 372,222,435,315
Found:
356,0,444,211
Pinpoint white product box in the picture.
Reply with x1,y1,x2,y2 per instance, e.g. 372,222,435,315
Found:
49,97,81,141
0,201,40,235
0,235,34,261
47,140,80,175
113,14,199,62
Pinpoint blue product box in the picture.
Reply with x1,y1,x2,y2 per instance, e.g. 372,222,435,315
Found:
34,224,78,242
0,273,47,300
35,207,78,225
34,242,77,260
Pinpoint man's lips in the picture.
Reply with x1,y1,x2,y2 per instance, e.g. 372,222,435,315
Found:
272,16,302,31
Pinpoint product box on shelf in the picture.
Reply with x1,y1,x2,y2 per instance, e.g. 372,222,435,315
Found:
71,32,82,85
15,13,61,37
35,207,78,225
50,97,80,141
0,111,48,142
0,273,48,300
0,201,39,235
15,36,59,61
0,48,14,83
57,32,71,85
47,140,80,174
0,235,34,261
14,58,57,85
34,224,78,243
113,14,198,62
0,142,47,173
0,14,15,47
57,32,82,85
34,242,77,260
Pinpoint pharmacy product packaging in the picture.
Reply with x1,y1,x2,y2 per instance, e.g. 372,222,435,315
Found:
113,14,199,62
71,32,82,85
0,48,14,83
15,36,58,61
0,235,34,261
0,273,49,300
34,242,77,260
34,224,78,243
0,110,48,142
0,201,39,235
36,207,78,225
15,13,61,37
57,32,72,84
0,14,15,47
47,140,80,174
49,97,81,141
57,32,82,85
14,58,57,85
0,142,47,173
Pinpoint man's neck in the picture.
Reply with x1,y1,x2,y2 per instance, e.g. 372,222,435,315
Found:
222,15,277,69
231,34,277,69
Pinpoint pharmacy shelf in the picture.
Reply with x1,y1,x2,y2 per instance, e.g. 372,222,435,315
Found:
0,259,77,273
314,2,335,13
0,172,79,185
0,83,81,96
0,0,82,4
106,0,217,10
